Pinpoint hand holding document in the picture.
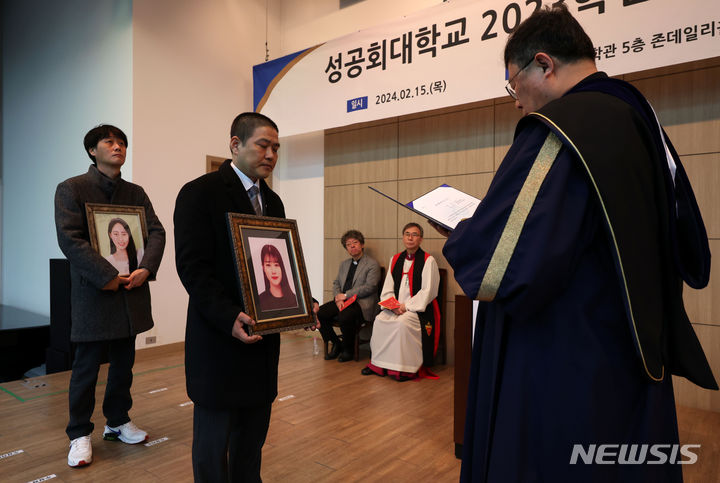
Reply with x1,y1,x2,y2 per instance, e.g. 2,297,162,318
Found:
378,296,402,310
339,294,357,311
369,184,481,231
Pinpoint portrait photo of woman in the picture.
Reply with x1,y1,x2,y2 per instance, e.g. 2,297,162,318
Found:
257,243,298,312
105,217,144,276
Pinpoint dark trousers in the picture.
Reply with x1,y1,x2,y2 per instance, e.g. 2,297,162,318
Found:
192,403,272,483
317,300,364,351
66,336,136,440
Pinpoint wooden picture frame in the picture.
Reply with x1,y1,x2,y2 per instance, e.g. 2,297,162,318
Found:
86,203,148,276
226,213,314,335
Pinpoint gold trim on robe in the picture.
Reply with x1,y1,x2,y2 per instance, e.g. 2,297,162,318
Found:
476,132,562,302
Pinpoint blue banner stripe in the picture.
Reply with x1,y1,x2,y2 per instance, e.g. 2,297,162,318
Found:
253,49,307,112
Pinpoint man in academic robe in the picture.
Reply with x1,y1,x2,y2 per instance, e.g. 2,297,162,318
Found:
438,5,716,482
175,112,286,482
363,223,441,381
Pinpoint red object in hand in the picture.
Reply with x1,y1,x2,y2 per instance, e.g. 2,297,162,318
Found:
339,294,357,311
378,296,401,310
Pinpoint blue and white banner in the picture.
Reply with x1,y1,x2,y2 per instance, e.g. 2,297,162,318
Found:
254,0,720,137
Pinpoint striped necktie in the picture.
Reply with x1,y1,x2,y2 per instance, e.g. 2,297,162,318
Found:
248,185,262,216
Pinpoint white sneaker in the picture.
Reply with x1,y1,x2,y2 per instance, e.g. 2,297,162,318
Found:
68,435,92,467
103,421,148,444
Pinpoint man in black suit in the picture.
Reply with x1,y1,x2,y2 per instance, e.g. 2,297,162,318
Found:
174,112,285,482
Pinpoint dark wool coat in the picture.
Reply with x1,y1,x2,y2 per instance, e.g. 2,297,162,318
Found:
174,159,285,409
55,165,166,342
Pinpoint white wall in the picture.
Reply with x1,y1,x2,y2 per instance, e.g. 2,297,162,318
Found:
2,0,133,315
272,132,324,301
131,0,276,347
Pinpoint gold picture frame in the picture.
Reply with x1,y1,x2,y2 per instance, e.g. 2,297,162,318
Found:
226,213,314,335
85,203,148,276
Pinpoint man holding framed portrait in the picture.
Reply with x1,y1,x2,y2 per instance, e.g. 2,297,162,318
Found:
54,124,165,468
175,112,311,482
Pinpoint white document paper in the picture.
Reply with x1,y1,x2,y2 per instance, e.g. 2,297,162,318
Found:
369,184,481,231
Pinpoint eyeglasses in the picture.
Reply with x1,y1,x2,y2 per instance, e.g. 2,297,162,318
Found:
403,232,422,238
505,56,535,100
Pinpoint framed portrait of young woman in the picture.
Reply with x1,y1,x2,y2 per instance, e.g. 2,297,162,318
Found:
226,213,314,335
85,203,148,277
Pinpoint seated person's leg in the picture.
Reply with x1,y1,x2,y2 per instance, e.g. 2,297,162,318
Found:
317,301,339,343
317,301,342,359
336,302,363,362
364,311,423,379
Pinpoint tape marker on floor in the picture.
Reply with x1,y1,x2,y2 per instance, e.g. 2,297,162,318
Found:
27,475,56,483
145,437,169,447
0,449,24,459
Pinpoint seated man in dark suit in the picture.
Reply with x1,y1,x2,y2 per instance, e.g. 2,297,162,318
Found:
317,230,381,362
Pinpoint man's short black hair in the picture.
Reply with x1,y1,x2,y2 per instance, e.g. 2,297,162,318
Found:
504,4,596,69
230,112,279,145
341,229,365,247
402,222,423,237
83,124,128,164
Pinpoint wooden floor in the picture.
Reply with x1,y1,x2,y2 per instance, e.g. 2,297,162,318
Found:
0,332,718,482
0,332,459,482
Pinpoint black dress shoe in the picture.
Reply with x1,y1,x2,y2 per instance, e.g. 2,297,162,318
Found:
325,341,342,360
337,351,354,362
361,366,385,377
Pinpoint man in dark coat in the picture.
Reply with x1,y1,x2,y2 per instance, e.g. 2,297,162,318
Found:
55,124,165,468
175,112,286,482
438,5,716,483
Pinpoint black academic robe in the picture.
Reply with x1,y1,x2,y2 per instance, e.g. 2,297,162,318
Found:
443,74,714,483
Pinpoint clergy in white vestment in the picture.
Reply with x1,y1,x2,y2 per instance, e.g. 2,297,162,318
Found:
362,222,441,382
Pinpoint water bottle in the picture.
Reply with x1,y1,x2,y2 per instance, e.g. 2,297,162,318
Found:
312,332,320,356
